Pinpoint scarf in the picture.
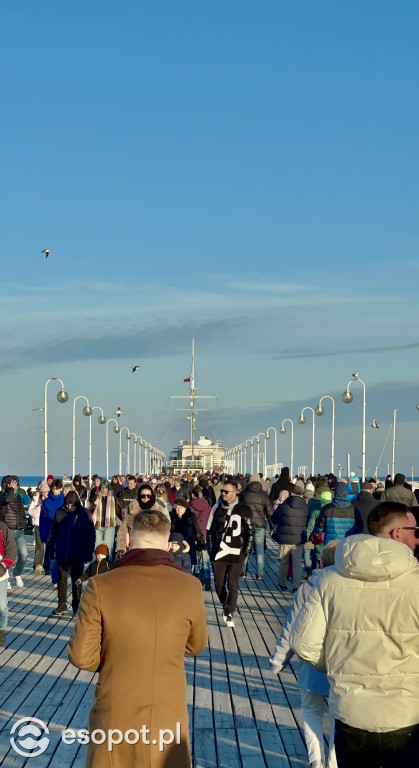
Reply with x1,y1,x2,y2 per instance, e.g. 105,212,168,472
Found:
92,493,116,529
111,548,184,571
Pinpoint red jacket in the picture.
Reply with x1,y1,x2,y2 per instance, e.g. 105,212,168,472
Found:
189,498,212,538
0,522,17,578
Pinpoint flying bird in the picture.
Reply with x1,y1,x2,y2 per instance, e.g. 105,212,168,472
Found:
41,249,50,258
352,372,359,379
131,365,140,373
115,406,122,418
32,407,44,412
371,419,379,429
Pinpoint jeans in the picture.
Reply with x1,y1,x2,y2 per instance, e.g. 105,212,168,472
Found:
43,550,58,585
334,719,419,768
212,556,244,615
0,579,8,630
199,549,211,579
95,527,116,561
243,527,266,575
57,560,85,613
33,526,45,569
9,529,28,577
278,544,303,589
300,689,337,768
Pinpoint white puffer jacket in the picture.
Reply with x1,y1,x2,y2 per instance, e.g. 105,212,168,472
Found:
289,534,419,732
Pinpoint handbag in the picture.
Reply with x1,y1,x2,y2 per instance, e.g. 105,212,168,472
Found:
194,552,207,585
310,530,324,546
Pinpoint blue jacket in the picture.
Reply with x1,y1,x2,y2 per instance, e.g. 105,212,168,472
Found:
39,492,65,542
47,502,95,564
314,501,360,545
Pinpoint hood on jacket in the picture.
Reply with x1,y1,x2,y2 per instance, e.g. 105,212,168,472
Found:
334,534,418,582
247,481,262,492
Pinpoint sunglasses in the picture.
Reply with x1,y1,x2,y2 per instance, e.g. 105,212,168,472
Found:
140,493,152,498
221,489,233,494
390,526,419,534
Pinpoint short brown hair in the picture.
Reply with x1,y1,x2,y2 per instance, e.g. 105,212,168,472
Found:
367,501,410,535
51,479,63,490
132,510,170,537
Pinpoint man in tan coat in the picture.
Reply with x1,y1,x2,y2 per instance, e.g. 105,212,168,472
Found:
68,510,208,768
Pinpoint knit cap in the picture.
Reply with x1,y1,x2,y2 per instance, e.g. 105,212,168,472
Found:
249,473,260,483
292,480,304,496
95,544,109,557
39,480,49,493
170,533,184,546
174,498,189,509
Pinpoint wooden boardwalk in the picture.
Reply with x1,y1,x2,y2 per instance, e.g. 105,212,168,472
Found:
0,537,322,767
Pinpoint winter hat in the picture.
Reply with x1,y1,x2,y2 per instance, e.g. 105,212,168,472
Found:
170,532,184,546
39,480,49,493
394,473,406,485
65,491,79,506
129,499,140,514
361,481,373,490
376,482,385,489
47,474,54,483
174,498,189,509
95,543,109,557
292,480,304,496
249,473,260,483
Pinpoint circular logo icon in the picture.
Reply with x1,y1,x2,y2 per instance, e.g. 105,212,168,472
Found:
10,717,50,757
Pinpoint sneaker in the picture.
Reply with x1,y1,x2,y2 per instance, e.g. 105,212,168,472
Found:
0,630,5,647
49,603,68,617
222,613,235,628
53,583,58,590
240,572,247,579
279,585,287,591
256,573,263,581
15,576,24,588
204,579,211,591
34,565,43,576
7,582,11,591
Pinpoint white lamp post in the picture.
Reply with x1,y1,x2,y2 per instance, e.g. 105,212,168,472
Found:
118,428,130,475
279,419,294,478
44,377,69,479
255,432,266,475
265,427,278,473
72,395,92,479
249,436,258,474
315,395,335,475
89,406,106,481
298,407,315,476
138,438,144,475
342,375,367,481
105,419,120,480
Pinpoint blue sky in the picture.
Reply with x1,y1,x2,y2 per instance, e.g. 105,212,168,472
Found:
1,1,418,477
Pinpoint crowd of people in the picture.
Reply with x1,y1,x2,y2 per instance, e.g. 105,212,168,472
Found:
0,467,418,766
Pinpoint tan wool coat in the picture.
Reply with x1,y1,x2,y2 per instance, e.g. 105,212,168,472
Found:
68,552,208,768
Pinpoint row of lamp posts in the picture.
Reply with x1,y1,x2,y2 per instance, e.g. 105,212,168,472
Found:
44,377,164,481
226,374,367,480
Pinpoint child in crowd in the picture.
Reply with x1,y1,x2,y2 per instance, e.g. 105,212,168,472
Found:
170,533,192,573
76,543,110,585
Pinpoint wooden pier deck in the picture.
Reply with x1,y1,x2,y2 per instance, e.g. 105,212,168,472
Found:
0,538,323,767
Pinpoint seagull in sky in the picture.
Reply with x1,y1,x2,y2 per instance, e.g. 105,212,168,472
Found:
115,406,122,418
32,407,44,412
352,372,359,379
41,249,50,258
371,419,379,429
131,365,140,373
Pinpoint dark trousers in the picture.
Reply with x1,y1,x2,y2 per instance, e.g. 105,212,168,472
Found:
212,556,243,616
334,719,419,768
34,526,45,568
57,560,84,613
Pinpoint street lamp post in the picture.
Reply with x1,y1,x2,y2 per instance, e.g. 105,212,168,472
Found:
118,428,130,475
265,427,278,473
44,377,69,479
249,436,258,474
342,375,367,481
72,395,92,479
138,438,144,475
298,407,315,476
255,432,266,475
89,406,106,481
105,419,120,480
315,395,335,475
279,419,294,478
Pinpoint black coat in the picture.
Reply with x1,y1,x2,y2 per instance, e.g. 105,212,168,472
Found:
269,468,292,502
47,502,96,565
0,487,26,531
207,500,254,562
243,482,274,529
272,495,307,545
170,508,205,566
353,492,379,533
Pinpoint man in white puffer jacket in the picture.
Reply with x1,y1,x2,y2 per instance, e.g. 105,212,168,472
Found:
289,503,419,768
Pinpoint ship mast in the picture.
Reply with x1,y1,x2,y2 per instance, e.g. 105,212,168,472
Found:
170,339,215,463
